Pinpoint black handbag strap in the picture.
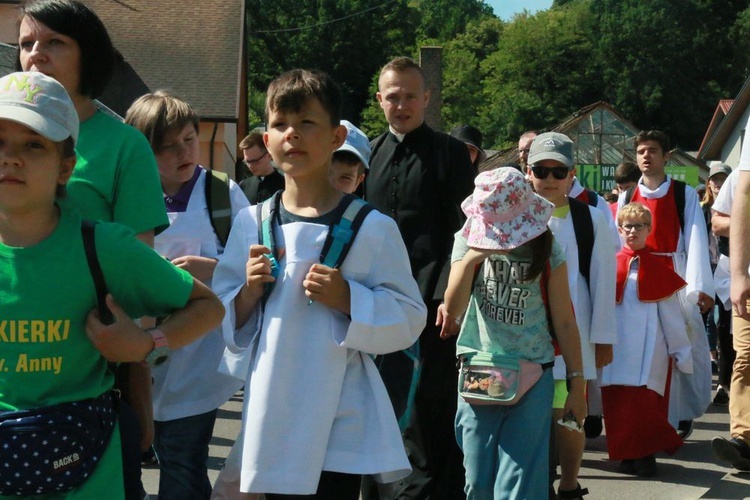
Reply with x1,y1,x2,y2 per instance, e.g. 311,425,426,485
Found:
81,220,114,325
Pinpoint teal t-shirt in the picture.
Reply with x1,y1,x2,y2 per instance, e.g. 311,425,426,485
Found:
0,207,193,499
62,110,168,234
452,233,565,364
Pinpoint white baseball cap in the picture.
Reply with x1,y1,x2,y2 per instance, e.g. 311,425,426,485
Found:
336,120,370,169
0,72,79,145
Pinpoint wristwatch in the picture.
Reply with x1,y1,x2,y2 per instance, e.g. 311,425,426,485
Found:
143,328,170,367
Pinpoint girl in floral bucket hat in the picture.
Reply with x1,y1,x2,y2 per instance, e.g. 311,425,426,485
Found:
437,167,587,499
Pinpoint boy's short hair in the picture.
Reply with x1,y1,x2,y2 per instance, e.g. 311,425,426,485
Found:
332,151,366,175
265,69,342,126
20,0,115,99
617,202,652,227
124,90,199,151
239,131,266,152
614,161,641,184
634,130,671,154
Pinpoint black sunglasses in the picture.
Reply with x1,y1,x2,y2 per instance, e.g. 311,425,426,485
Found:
531,166,569,180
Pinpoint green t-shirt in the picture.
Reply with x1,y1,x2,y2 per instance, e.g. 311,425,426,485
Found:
61,110,168,234
452,233,565,364
0,206,192,499
0,208,193,410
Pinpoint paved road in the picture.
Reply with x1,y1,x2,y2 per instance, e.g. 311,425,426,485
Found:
143,384,750,499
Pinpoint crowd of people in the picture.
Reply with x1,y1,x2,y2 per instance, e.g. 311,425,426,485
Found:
1,1,749,500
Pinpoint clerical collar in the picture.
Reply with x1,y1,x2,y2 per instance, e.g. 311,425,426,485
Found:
388,126,405,142
388,120,426,142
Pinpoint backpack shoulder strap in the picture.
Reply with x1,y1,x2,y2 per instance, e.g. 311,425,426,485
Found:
568,197,594,289
205,169,233,247
81,220,114,325
624,185,636,205
320,194,374,269
257,190,283,302
672,179,686,234
586,189,598,207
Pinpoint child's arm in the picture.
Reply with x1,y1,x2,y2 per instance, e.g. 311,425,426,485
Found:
547,261,587,425
234,244,278,327
594,344,613,368
85,278,224,362
439,248,493,339
171,255,218,283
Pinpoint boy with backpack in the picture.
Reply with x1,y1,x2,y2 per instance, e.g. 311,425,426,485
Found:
211,69,426,497
0,72,224,498
528,132,617,499
124,90,250,499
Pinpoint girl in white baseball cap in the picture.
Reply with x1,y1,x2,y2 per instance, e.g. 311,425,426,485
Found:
0,71,224,498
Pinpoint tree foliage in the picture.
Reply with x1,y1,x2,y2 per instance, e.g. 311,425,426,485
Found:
245,0,416,124
590,0,748,147
246,0,750,151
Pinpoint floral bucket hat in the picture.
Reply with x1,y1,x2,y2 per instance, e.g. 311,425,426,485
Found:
460,167,554,250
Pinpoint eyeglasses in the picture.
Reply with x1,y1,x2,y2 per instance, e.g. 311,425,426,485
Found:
531,166,569,180
243,152,268,167
620,223,649,232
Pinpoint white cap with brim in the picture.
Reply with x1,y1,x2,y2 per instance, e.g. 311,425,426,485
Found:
336,120,370,169
0,72,79,145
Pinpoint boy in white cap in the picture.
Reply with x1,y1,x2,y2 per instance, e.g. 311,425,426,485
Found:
528,131,617,499
329,120,369,194
0,71,223,498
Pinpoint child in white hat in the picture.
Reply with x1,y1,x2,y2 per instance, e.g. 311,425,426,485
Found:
329,120,370,194
437,167,586,499
0,71,223,497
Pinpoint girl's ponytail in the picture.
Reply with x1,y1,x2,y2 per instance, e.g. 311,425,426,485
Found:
525,229,553,281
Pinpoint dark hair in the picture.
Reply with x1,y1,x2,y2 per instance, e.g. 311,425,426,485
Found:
265,69,342,126
614,161,640,184
20,0,115,98
332,150,366,174
634,130,671,154
525,228,554,282
55,136,75,197
124,90,199,151
603,191,618,203
239,131,266,152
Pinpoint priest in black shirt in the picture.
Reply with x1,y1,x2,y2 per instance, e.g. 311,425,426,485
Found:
363,56,475,500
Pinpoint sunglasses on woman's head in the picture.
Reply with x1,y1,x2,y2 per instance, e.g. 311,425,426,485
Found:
531,165,570,180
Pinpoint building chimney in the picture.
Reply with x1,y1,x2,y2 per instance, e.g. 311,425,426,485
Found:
420,46,442,131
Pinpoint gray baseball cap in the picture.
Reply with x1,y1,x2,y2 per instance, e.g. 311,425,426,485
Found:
528,132,574,168
708,162,732,179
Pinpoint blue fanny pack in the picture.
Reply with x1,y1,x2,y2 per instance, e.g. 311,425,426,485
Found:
0,391,116,496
